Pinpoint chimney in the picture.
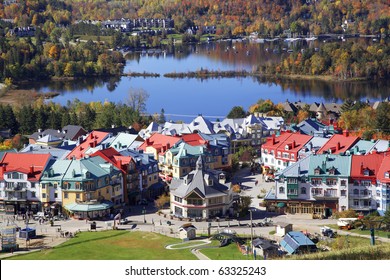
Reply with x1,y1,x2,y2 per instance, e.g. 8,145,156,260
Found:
343,130,349,137
360,162,364,174
30,165,34,174
337,142,341,150
292,140,296,148
167,143,170,149
272,134,276,145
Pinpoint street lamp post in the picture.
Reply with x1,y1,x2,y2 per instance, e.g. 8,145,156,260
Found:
249,209,254,258
143,207,146,223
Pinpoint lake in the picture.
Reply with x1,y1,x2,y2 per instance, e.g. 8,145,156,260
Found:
23,39,390,121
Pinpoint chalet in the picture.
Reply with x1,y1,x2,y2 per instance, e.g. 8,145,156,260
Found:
0,153,52,214
261,132,313,171
170,157,233,219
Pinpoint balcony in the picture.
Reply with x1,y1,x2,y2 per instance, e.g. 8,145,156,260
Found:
349,194,371,199
4,194,27,201
312,191,338,200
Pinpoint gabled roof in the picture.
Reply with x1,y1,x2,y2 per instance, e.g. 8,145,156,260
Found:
138,133,181,151
36,134,62,145
188,116,215,134
29,126,87,141
0,153,52,181
90,147,133,173
350,152,385,178
295,118,326,135
263,132,313,154
109,132,143,151
41,159,73,181
317,132,360,155
377,155,390,182
19,144,70,160
180,133,205,146
170,157,230,198
67,131,110,160
308,154,352,177
62,156,120,182
280,231,315,254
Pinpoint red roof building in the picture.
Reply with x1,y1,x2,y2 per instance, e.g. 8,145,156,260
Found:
350,152,385,184
0,153,51,181
90,148,139,205
138,133,181,159
261,132,313,170
67,131,110,160
317,131,360,155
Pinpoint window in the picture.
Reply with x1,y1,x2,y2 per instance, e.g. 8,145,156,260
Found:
7,174,11,179
326,179,337,186
287,178,297,184
42,193,46,198
291,154,295,160
301,187,306,194
282,152,289,159
340,180,347,186
353,200,359,206
353,189,359,195
42,184,46,189
314,168,321,175
279,187,285,194
174,196,182,203
287,188,298,195
311,179,322,185
385,172,390,179
64,193,68,199
54,193,58,198
31,191,36,198
106,188,109,194
340,190,347,196
76,193,80,199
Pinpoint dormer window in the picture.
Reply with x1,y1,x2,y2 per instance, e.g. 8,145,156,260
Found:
285,145,290,150
208,179,213,186
363,169,370,176
385,172,390,179
314,167,321,175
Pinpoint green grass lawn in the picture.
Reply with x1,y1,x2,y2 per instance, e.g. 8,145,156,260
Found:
5,230,197,260
200,241,256,260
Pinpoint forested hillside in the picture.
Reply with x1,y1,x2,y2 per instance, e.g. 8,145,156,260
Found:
1,0,389,36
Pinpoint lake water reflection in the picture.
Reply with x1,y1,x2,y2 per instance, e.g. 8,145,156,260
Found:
24,40,389,121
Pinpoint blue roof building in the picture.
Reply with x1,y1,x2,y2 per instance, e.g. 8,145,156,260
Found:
280,231,317,255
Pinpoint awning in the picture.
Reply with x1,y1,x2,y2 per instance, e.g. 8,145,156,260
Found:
277,202,286,208
64,200,114,212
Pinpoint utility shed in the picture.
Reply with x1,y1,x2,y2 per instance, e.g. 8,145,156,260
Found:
280,231,317,255
179,223,197,241
275,222,293,237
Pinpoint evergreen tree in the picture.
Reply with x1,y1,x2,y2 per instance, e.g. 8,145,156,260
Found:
375,102,390,134
227,106,247,118
341,98,354,112
158,108,166,124
4,105,18,134
61,111,70,128
18,105,35,134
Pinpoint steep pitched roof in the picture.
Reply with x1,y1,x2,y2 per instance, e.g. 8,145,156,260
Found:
188,115,215,134
0,153,51,181
308,154,352,177
317,133,360,154
170,157,230,198
138,133,181,151
262,132,313,154
350,152,385,178
67,131,110,160
377,155,390,182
